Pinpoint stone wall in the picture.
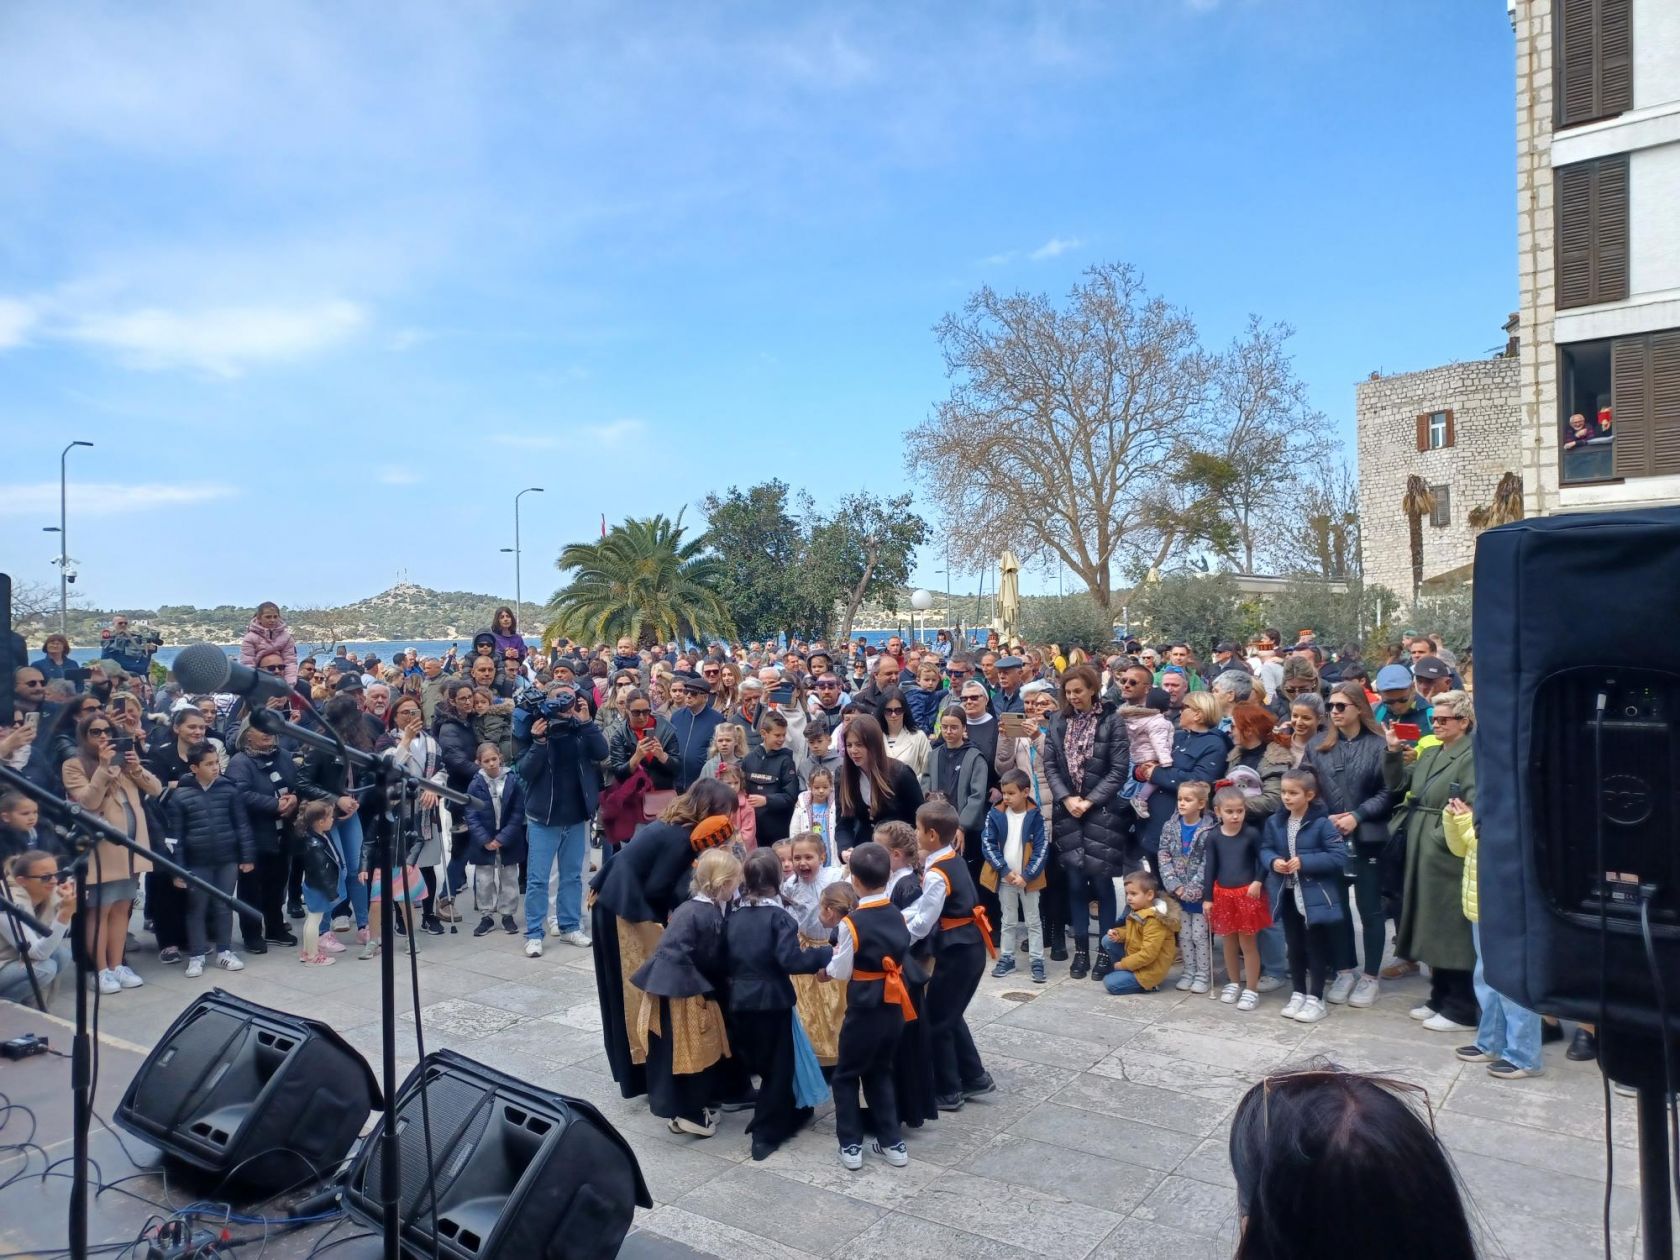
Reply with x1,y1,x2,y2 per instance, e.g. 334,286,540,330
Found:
1355,357,1521,601
1513,0,1558,515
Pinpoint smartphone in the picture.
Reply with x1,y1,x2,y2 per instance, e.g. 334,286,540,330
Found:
112,734,135,757
769,686,795,705
1392,722,1422,743
23,711,39,731
633,714,655,736
999,713,1030,738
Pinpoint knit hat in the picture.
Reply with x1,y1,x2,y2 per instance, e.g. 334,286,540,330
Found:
689,815,736,852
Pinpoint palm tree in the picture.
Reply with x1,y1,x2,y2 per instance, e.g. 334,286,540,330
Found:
1469,472,1525,532
1400,475,1438,601
542,511,733,648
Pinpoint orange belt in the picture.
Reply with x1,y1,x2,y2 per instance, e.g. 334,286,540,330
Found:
851,958,918,1021
940,905,999,959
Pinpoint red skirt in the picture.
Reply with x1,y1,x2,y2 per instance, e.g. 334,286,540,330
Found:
1208,882,1272,936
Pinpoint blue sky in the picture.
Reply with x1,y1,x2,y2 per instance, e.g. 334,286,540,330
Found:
0,0,1517,614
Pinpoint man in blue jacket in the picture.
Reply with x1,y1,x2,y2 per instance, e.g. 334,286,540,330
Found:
667,672,724,791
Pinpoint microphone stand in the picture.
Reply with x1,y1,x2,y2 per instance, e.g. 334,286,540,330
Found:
0,762,261,1260
249,707,469,1260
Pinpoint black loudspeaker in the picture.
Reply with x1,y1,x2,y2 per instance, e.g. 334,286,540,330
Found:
114,989,379,1194
1474,507,1680,1034
343,1050,650,1260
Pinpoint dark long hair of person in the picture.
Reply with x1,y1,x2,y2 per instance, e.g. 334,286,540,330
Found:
493,605,518,633
837,713,898,818
1229,1067,1478,1260
741,848,786,903
878,685,920,734
657,777,738,827
323,693,373,752
1057,662,1104,718
1313,681,1386,754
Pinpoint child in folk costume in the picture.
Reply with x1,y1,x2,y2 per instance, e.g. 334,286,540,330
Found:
781,831,847,939
630,847,744,1137
822,842,918,1171
791,880,856,1067
876,820,939,1129
723,849,833,1161
789,766,839,865
904,799,995,1113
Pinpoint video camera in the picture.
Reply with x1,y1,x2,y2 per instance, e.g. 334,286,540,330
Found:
515,684,582,722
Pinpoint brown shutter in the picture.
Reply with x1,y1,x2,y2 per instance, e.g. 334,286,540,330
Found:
1650,332,1680,477
1558,0,1599,126
1443,408,1456,449
1611,336,1648,478
1416,413,1429,452
1600,0,1633,117
1595,156,1629,303
1557,163,1594,308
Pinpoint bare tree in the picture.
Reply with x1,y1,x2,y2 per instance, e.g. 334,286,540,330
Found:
1281,456,1361,579
909,263,1217,610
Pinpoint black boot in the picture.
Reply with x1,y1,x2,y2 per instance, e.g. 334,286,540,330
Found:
1069,948,1090,980
1567,1028,1598,1062
1091,942,1112,982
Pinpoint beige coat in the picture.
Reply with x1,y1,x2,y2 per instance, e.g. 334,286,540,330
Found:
60,756,161,883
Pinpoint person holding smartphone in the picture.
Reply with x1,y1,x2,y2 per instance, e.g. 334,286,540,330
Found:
609,689,679,792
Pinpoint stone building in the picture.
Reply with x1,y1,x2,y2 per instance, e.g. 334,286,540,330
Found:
1512,0,1680,514
1355,354,1521,600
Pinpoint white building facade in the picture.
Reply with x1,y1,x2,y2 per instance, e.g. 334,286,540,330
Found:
1513,0,1680,513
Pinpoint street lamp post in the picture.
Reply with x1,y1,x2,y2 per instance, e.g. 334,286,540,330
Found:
510,487,544,643
59,441,93,636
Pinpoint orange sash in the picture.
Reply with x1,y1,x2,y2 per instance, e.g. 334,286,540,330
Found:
940,904,999,959
852,958,918,1022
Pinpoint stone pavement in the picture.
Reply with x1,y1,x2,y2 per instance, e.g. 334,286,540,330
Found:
40,922,1658,1259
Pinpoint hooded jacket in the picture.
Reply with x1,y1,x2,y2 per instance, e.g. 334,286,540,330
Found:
927,739,989,839
1105,899,1177,990
466,768,528,864
226,746,299,857
239,616,300,686
979,803,1049,892
1259,799,1347,927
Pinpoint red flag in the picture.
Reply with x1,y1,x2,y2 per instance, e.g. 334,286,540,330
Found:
601,513,607,538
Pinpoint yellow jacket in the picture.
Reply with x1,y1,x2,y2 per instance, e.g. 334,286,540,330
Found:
1106,901,1178,990
1442,807,1477,923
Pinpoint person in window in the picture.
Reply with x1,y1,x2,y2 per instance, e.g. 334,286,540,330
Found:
1563,412,1594,450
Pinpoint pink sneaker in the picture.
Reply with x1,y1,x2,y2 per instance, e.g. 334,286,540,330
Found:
356,927,371,946
319,934,347,954
299,951,336,966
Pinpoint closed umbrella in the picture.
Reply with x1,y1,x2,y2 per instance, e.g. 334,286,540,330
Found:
998,550,1021,644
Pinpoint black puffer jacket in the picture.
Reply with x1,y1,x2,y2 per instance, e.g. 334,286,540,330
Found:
1042,703,1132,879
433,710,479,798
1302,727,1394,853
167,777,255,867
226,748,299,857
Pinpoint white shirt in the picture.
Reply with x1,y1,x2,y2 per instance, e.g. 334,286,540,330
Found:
902,846,955,941
826,893,891,979
1003,809,1026,874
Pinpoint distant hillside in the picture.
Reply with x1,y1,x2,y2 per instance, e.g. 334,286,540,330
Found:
17,583,517,646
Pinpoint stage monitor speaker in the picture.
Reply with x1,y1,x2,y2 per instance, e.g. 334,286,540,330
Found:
113,989,380,1195
1474,507,1680,1034
342,1049,650,1260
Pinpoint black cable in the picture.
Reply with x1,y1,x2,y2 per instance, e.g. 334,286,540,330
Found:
1592,692,1613,1260
1637,894,1680,1203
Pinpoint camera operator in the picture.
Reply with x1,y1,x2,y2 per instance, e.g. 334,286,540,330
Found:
515,681,606,956
100,616,162,678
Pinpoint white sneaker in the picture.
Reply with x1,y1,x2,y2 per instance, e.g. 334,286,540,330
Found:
1219,982,1242,1004
1175,973,1194,991
870,1139,909,1167
332,915,352,932
113,964,145,989
1421,1012,1476,1033
1325,970,1358,1005
1348,975,1380,1008
1408,1004,1434,1021
525,939,543,958
1280,991,1307,1019
1236,988,1260,1012
839,1144,864,1171
1294,996,1329,1024
559,929,592,948
1256,974,1286,993
547,917,562,938
216,951,245,972
184,955,205,979
1189,977,1210,995
96,969,121,995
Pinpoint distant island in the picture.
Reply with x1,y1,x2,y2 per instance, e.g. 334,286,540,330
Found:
16,583,519,647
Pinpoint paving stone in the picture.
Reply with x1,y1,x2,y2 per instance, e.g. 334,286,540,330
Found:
472,977,594,1016
396,996,519,1039
674,1163,887,1255
1087,1046,1259,1106
1174,1135,1238,1189
635,1205,822,1260
842,1212,1044,1260
971,1021,1112,1072
1009,1101,1199,1170
1049,1071,1235,1137
897,1167,1123,1255
1088,1219,1233,1260
1121,1022,1294,1076
752,1133,942,1208
961,1131,1165,1213
1128,1173,1242,1244
994,998,1147,1051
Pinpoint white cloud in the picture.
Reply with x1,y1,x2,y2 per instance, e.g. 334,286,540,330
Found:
1029,236,1084,261
0,298,35,348
61,299,367,377
492,418,645,448
0,482,237,517
980,251,1017,267
376,465,421,485
582,418,646,444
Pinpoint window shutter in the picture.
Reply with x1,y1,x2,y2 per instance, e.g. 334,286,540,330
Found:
1416,413,1429,452
1443,408,1456,449
1651,332,1680,477
1600,0,1633,117
1611,336,1649,478
1557,164,1594,308
1594,156,1629,303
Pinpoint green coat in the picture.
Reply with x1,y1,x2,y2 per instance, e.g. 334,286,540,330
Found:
1384,736,1476,972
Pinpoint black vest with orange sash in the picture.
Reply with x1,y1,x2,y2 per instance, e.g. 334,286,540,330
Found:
931,853,996,958
844,901,916,1020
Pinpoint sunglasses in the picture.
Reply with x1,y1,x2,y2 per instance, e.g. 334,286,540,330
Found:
816,682,839,689
87,725,112,735
628,707,652,716
261,664,285,674
1326,702,1352,712
883,706,904,714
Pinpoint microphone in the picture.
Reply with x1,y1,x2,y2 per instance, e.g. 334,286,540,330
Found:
172,643,294,702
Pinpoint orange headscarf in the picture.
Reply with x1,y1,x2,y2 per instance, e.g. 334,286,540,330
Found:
689,814,736,853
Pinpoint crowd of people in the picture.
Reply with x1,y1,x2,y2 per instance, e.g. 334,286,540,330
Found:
3,600,1578,1181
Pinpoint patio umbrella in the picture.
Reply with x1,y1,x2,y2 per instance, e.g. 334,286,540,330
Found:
998,550,1021,644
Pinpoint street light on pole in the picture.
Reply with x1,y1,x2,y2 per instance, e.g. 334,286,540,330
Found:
511,487,544,644
59,441,93,636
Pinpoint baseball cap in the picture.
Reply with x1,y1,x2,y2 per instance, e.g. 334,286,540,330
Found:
1412,656,1452,681
1374,664,1415,691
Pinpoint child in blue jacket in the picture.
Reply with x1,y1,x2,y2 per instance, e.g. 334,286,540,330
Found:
466,743,528,936
980,769,1050,983
1259,767,1346,1025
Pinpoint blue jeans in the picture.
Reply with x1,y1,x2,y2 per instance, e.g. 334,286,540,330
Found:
331,814,369,928
1472,922,1543,1071
1103,967,1159,996
525,820,589,938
